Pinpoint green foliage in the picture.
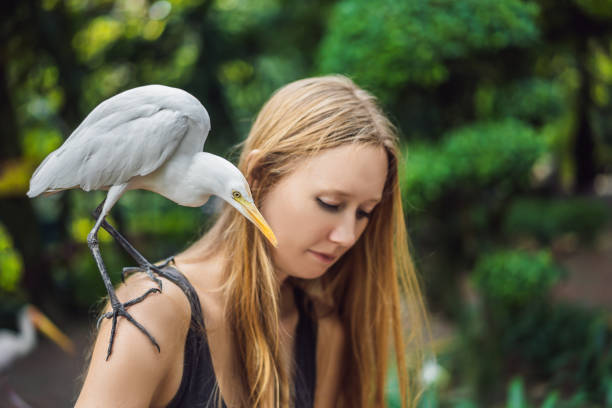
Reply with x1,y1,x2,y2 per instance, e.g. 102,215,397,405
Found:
475,78,566,124
0,222,23,293
118,191,206,240
219,54,306,136
500,305,612,405
507,377,529,408
211,0,281,35
389,369,595,407
318,0,539,100
503,377,586,408
54,247,123,308
573,0,612,19
503,197,611,244
417,387,439,408
22,127,63,160
401,119,545,211
4,0,612,404
472,249,563,306
464,252,612,405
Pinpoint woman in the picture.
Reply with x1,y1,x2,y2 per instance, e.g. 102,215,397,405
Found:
76,75,429,407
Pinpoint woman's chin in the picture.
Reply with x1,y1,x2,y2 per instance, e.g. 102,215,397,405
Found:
294,266,331,281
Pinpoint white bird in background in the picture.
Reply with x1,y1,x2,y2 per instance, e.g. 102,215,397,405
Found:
0,305,74,371
27,85,277,359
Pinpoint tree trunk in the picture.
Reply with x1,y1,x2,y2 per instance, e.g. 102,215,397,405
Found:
0,56,53,304
572,31,597,193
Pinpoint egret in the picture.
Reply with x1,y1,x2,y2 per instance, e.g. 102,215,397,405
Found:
27,85,277,359
0,305,74,371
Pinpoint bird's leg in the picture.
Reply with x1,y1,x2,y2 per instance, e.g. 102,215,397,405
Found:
87,211,160,360
92,204,170,289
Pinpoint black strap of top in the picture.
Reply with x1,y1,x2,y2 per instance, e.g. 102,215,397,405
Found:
160,266,221,408
161,266,317,408
292,285,318,406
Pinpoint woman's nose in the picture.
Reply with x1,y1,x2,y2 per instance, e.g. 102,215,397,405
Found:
329,214,357,247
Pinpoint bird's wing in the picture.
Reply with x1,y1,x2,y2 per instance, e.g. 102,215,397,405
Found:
28,105,190,195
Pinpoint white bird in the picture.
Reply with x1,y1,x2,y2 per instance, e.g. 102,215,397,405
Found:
27,85,277,359
0,305,74,371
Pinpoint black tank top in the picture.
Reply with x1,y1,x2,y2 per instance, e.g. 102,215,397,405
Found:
159,266,318,408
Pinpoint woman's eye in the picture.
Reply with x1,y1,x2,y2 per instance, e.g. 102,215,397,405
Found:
316,198,339,212
357,209,372,220
317,198,372,219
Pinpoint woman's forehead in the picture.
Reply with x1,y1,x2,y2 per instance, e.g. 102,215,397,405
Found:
292,144,388,198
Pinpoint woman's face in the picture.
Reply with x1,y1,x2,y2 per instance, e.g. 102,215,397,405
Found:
260,144,388,281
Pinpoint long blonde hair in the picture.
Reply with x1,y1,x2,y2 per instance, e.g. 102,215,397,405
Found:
183,75,429,407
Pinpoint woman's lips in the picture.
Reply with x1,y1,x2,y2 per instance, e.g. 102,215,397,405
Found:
308,250,335,264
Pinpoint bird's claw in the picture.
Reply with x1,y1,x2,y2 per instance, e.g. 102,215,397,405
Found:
97,288,161,360
120,256,174,290
121,267,163,291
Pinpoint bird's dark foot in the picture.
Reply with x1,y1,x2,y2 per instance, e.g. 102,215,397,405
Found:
97,288,161,360
121,256,175,289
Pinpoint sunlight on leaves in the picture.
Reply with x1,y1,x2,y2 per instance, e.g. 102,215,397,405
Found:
73,17,124,62
0,223,24,293
142,20,166,40
70,217,113,243
0,158,36,197
22,127,63,161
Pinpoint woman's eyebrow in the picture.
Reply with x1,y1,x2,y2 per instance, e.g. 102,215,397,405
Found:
320,189,381,204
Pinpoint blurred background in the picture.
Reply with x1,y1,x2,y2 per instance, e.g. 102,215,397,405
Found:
0,0,611,406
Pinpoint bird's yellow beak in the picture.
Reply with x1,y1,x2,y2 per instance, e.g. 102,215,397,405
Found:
234,196,278,247
27,305,75,354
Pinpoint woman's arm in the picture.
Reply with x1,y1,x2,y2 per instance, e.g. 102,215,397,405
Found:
314,314,345,407
75,273,191,408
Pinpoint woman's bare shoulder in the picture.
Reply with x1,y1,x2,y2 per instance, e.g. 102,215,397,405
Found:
76,272,192,407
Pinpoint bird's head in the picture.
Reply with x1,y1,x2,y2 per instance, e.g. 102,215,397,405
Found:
198,153,277,247
225,178,278,248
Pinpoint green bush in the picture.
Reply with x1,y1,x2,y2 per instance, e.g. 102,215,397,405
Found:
467,249,612,405
318,0,539,100
502,305,612,405
0,222,24,293
401,119,546,211
406,375,596,407
475,78,566,124
503,197,611,244
472,249,563,307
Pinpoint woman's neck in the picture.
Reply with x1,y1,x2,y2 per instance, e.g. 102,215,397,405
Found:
176,249,299,320
278,279,297,320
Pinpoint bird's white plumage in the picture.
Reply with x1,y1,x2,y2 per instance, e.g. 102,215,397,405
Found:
28,85,210,197
24,84,277,360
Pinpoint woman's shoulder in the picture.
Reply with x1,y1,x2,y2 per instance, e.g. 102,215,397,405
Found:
117,271,193,334
76,272,193,407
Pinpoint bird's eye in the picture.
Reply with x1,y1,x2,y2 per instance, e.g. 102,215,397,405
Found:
232,191,241,199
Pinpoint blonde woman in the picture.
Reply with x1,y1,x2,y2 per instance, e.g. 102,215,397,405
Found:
76,75,429,407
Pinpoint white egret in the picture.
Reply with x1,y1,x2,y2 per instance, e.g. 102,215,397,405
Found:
0,305,74,371
27,85,277,359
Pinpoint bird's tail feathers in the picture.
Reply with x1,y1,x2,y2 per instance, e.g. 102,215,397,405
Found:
27,151,63,197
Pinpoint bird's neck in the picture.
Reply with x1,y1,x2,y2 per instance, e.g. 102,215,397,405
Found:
131,152,216,207
188,152,226,197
